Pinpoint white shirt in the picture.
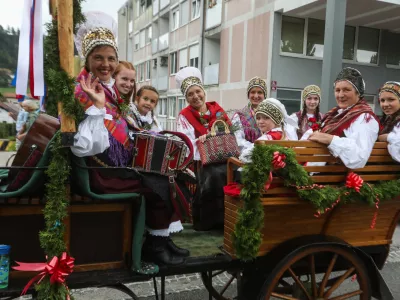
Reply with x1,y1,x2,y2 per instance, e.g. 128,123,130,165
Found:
387,121,400,162
325,112,379,169
71,105,112,157
177,114,201,160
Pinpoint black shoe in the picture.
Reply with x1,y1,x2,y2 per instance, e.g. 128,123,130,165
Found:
143,235,185,266
167,237,190,257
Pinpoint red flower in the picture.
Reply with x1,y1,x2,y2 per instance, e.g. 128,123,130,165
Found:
308,117,317,123
311,123,320,131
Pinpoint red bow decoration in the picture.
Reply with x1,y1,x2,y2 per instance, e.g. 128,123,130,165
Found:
13,252,75,297
272,151,286,170
346,172,363,193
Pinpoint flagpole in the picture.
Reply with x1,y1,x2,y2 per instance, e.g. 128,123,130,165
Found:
50,0,76,145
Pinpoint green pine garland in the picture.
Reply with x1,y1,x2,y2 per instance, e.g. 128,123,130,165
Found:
233,144,400,261
34,1,85,298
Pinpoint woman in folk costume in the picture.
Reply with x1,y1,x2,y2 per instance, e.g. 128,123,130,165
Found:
308,67,380,169
290,84,324,139
232,77,265,152
176,67,231,231
71,12,189,267
377,81,400,162
239,98,298,163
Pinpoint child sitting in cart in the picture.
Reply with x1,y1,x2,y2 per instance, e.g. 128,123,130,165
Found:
239,98,298,163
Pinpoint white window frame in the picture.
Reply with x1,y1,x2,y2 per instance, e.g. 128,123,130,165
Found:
179,48,188,70
172,9,180,31
385,30,400,69
158,97,168,117
170,52,178,74
275,88,302,112
134,33,140,50
280,16,380,66
189,44,199,68
146,60,151,80
168,96,177,119
140,30,146,48
191,0,200,20
139,63,145,82
140,0,146,14
180,0,189,26
146,26,152,44
178,97,186,112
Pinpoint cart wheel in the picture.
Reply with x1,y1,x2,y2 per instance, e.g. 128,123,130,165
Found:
201,270,239,300
259,245,371,300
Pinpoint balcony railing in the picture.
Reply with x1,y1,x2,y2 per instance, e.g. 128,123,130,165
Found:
158,76,168,91
158,33,169,51
206,0,222,30
160,0,170,11
152,38,158,54
204,63,219,86
152,78,158,89
153,0,159,15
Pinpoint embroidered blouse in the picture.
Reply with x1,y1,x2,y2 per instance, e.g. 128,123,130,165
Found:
386,121,400,162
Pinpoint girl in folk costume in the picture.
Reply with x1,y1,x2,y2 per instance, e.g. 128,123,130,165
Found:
127,85,163,131
113,61,136,105
232,77,265,152
71,12,189,267
308,67,380,169
377,81,400,162
290,85,324,139
239,98,298,163
176,67,231,231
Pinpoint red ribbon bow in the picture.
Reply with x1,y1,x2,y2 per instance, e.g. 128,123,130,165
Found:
346,172,363,193
272,151,286,170
13,252,75,297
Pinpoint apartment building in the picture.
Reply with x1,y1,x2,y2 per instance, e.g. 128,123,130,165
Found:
118,0,400,128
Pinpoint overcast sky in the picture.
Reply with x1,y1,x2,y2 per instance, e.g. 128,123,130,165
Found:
0,0,127,30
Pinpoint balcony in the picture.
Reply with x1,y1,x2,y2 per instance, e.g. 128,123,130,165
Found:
160,0,170,11
204,63,219,86
158,33,169,51
206,0,222,30
152,38,158,54
152,78,158,89
158,76,168,91
153,0,159,15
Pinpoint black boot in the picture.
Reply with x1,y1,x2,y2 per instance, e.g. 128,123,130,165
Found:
142,235,185,266
167,237,190,257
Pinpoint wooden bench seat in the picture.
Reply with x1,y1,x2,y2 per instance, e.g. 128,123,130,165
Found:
224,141,400,259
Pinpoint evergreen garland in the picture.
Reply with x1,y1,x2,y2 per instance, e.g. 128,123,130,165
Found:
233,144,400,261
34,1,85,298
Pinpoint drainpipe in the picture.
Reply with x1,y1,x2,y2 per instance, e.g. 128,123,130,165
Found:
199,0,206,75
126,2,129,61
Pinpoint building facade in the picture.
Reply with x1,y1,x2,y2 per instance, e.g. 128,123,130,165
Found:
118,0,400,128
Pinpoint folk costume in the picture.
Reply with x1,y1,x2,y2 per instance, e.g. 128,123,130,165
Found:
290,85,324,139
379,81,400,162
232,77,265,152
176,67,230,231
71,12,189,267
239,98,298,163
317,67,380,169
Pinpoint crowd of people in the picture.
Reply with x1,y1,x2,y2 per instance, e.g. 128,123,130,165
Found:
64,13,400,269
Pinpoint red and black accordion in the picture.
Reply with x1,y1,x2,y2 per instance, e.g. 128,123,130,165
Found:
131,131,193,176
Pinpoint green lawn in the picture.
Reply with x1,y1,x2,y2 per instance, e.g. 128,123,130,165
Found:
0,87,16,94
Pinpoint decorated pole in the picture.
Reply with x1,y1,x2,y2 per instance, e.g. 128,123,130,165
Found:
50,0,76,145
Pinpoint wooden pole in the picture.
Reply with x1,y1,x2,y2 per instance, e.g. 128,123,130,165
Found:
50,0,76,145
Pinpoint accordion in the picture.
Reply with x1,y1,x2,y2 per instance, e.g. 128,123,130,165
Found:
131,131,193,176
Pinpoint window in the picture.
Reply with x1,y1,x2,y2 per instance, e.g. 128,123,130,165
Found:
357,27,380,64
146,26,152,44
135,65,139,82
158,98,168,116
136,0,140,17
140,0,146,14
386,31,400,66
172,9,180,30
189,44,199,68
129,21,133,34
179,48,188,69
128,37,133,62
146,0,152,7
306,18,324,58
192,0,200,19
343,26,356,60
134,34,139,50
139,63,144,82
178,97,186,111
181,1,189,25
276,88,302,115
170,52,178,74
281,16,380,64
168,97,177,118
281,16,305,55
146,60,151,79
140,30,146,48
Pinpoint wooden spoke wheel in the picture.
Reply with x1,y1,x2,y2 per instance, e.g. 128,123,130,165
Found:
201,270,239,300
259,245,371,300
